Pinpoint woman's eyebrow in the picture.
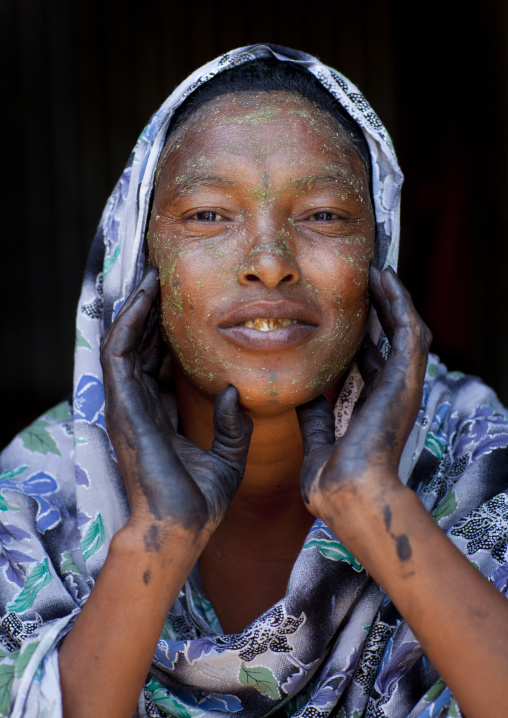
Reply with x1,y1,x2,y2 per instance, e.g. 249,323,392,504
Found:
290,174,355,192
166,175,237,202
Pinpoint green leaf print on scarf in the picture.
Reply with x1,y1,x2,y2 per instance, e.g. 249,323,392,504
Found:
0,641,42,717
0,467,27,511
239,663,280,700
75,327,93,351
8,558,53,612
425,432,446,460
432,490,458,523
303,537,363,571
0,663,14,717
423,677,446,703
45,403,72,422
427,362,439,379
0,495,19,512
104,243,121,278
448,698,461,717
145,679,202,718
0,468,27,482
14,641,39,679
80,513,106,563
19,420,61,456
60,552,82,575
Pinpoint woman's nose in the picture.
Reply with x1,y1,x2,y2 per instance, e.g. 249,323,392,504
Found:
237,240,301,289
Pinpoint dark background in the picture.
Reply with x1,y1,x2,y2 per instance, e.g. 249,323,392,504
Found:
2,0,508,446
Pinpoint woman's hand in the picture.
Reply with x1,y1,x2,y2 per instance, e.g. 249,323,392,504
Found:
296,266,508,718
62,266,254,718
297,264,432,522
100,265,253,542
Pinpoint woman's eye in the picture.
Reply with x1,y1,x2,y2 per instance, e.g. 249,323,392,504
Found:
191,211,225,222
308,211,339,221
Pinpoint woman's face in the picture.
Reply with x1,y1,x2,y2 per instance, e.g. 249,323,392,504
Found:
147,92,375,413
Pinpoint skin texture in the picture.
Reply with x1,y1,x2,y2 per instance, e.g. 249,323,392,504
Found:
58,93,508,718
147,92,375,414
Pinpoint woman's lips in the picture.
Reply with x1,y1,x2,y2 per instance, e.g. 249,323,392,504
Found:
219,322,317,350
217,300,319,350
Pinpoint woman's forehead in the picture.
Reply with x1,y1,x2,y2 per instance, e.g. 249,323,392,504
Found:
183,91,336,123
157,92,367,181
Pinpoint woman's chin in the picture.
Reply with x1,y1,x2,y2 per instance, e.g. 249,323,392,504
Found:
171,358,347,416
192,373,342,416
238,380,344,416
233,385,315,414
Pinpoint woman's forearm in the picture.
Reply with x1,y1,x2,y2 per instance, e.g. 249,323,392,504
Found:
324,478,508,718
59,522,205,718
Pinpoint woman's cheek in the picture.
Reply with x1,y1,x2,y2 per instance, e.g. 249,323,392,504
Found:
304,256,370,392
158,295,216,393
155,246,236,393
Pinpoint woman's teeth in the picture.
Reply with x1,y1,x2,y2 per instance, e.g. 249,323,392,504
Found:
243,318,297,331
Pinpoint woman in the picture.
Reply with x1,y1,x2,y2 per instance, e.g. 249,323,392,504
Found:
1,44,508,718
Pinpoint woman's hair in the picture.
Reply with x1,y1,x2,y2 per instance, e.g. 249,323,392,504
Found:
166,58,371,173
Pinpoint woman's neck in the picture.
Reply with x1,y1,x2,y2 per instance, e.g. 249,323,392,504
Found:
173,371,310,530
170,372,316,631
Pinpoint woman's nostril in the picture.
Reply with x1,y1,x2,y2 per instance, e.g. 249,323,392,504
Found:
282,275,293,282
245,274,260,282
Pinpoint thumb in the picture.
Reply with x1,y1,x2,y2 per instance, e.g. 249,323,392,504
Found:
211,386,253,476
296,396,335,457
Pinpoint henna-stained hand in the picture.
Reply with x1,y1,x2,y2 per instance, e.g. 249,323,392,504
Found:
100,266,253,539
296,265,432,520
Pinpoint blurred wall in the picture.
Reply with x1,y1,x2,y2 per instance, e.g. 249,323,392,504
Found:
1,0,507,445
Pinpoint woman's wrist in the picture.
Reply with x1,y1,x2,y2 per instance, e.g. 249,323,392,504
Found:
315,470,408,538
60,517,206,718
113,517,209,586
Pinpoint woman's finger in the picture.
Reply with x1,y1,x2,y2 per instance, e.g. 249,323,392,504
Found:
296,396,335,457
101,267,159,363
369,265,431,361
356,334,385,386
137,306,165,380
211,386,253,477
369,266,411,342
111,265,158,323
321,266,431,475
354,334,386,410
368,265,431,403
